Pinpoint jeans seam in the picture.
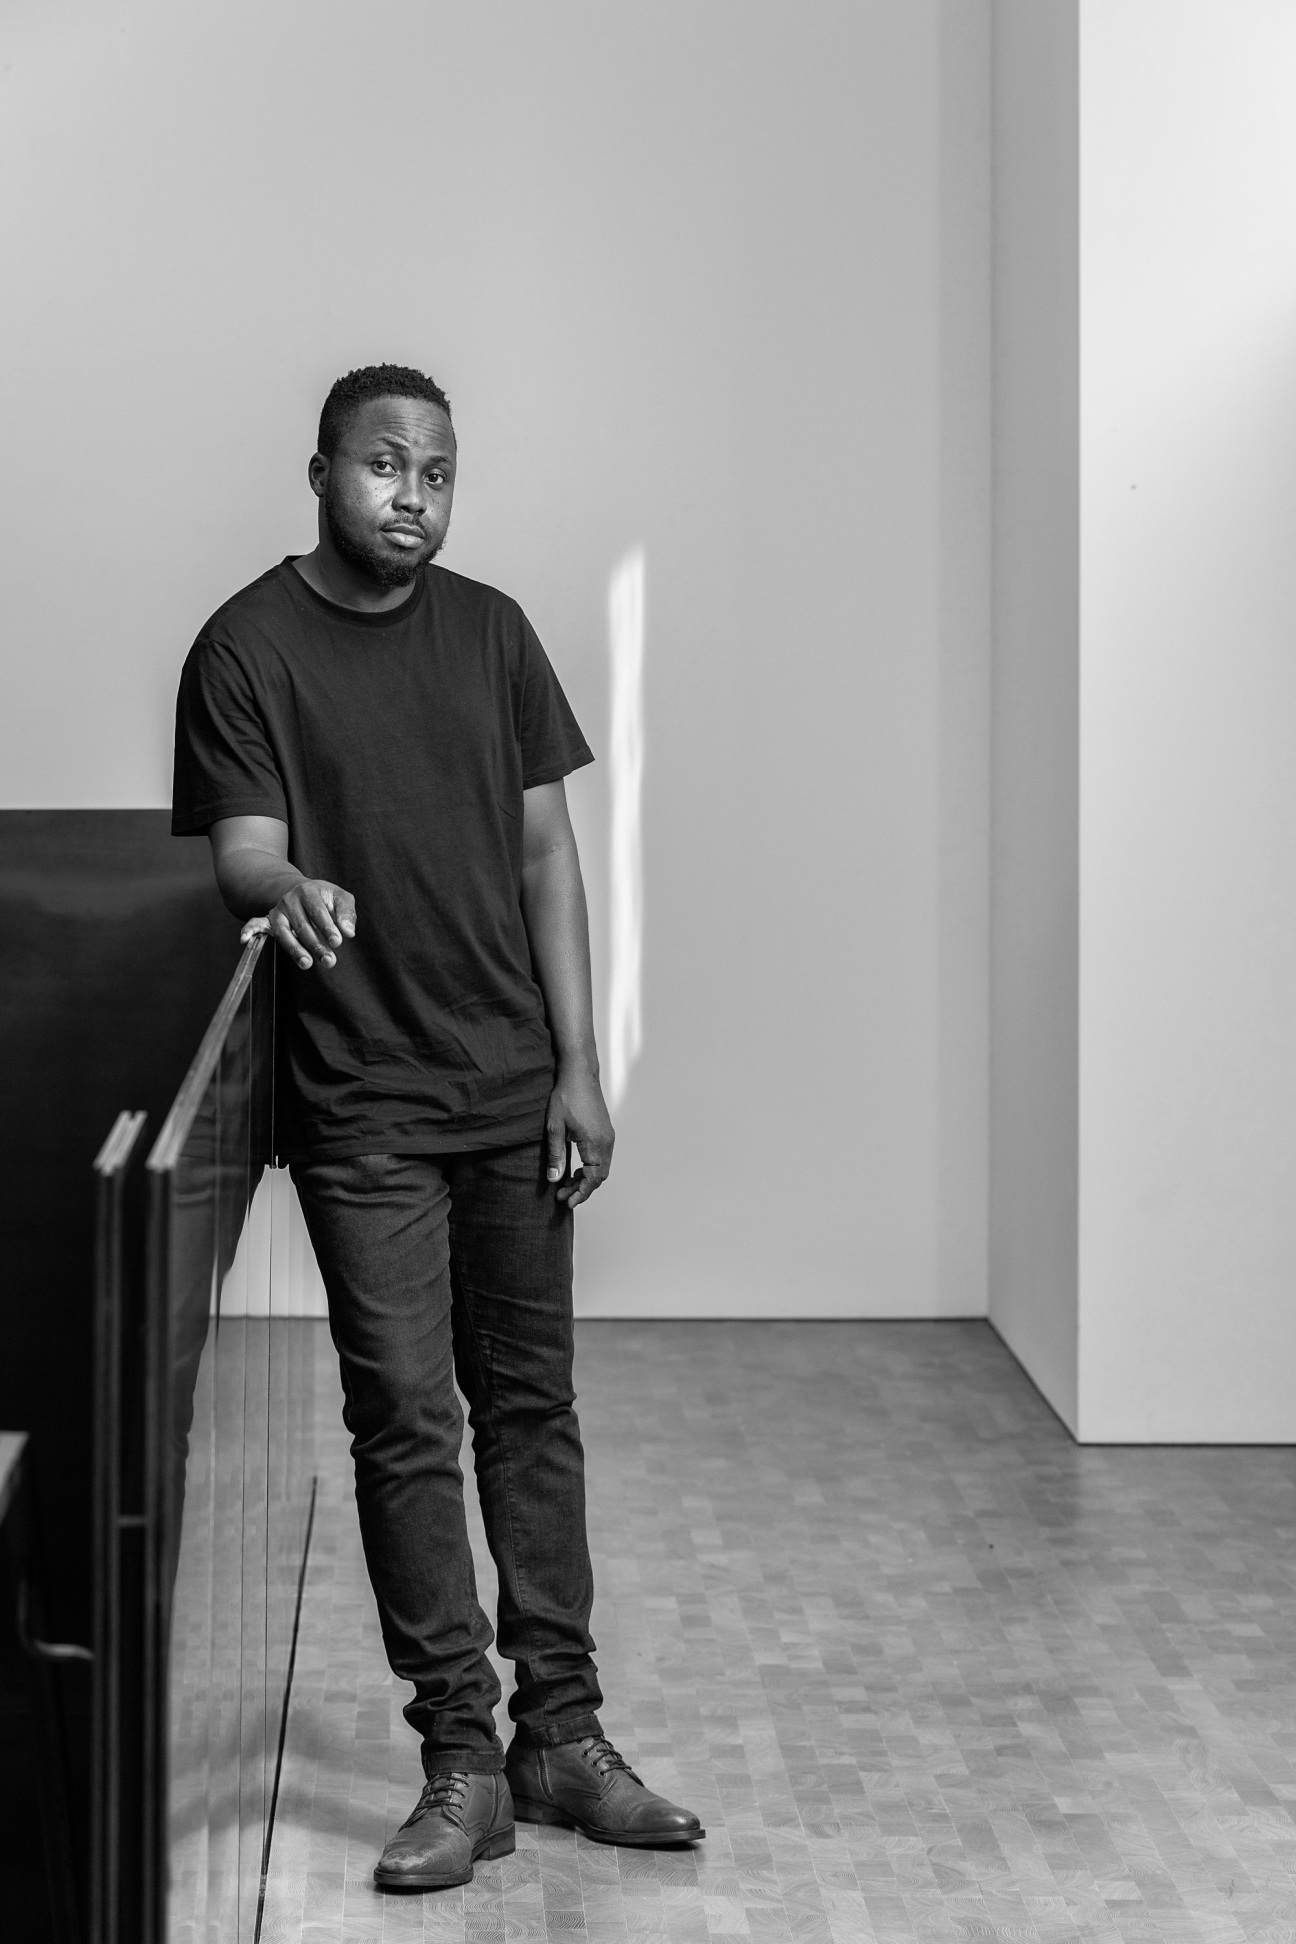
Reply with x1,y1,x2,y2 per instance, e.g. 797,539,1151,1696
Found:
460,1299,550,1732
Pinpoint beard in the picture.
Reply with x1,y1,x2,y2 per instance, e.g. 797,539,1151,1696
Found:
323,479,444,589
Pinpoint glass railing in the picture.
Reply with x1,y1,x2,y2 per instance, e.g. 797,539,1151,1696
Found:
92,934,317,1944
91,1104,149,1944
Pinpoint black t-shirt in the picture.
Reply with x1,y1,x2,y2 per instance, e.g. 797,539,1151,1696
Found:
171,558,594,1160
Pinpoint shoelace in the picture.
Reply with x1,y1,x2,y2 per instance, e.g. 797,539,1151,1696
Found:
404,1770,471,1828
578,1734,643,1785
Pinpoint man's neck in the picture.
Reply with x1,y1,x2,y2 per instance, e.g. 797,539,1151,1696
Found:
292,545,417,614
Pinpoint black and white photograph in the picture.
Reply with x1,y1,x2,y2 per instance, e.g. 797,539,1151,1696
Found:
3,3,1296,1941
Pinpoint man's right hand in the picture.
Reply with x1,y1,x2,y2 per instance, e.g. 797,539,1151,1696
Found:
265,879,357,972
210,817,357,973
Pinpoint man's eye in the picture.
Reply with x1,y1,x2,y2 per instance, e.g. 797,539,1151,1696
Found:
372,459,395,475
427,471,446,487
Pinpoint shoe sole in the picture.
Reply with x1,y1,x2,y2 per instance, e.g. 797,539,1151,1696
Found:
373,1823,515,1892
511,1794,704,1847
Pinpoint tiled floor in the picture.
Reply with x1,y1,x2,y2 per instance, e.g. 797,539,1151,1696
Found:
259,1320,1296,1943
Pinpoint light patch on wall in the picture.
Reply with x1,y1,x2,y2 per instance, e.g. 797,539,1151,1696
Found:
607,546,645,1110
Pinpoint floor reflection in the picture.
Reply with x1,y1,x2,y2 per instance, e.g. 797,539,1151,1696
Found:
259,1319,1296,1942
164,1093,315,1942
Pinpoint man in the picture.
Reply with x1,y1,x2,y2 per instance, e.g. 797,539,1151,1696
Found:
171,363,702,1891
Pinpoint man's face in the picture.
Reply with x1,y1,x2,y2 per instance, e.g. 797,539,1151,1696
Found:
313,395,458,589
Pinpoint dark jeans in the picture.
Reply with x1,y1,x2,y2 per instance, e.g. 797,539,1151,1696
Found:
291,1141,603,1774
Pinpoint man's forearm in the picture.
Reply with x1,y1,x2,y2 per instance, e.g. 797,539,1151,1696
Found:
520,841,599,1073
214,844,306,921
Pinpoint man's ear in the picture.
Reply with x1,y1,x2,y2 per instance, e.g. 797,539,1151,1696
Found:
307,451,328,500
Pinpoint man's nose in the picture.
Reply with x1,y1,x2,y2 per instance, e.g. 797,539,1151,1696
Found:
392,472,426,514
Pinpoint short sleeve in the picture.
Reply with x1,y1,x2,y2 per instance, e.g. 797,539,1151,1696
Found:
171,636,288,835
517,611,594,788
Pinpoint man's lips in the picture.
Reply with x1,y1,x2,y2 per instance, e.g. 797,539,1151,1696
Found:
383,524,426,545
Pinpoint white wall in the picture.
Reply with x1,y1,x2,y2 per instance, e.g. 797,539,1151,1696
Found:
989,0,1296,1441
580,0,993,1318
14,1,1293,1387
936,2,994,1323
1077,0,1296,1440
988,0,1081,1430
0,1,993,1320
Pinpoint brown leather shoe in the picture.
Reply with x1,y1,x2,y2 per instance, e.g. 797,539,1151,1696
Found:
505,1733,704,1846
373,1770,514,1892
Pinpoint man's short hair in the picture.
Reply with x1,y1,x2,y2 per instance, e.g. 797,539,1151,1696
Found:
317,364,453,459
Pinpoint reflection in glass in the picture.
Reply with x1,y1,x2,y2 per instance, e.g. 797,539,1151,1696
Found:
144,936,315,1943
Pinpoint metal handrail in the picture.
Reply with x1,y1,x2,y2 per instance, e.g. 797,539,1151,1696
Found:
145,932,268,1174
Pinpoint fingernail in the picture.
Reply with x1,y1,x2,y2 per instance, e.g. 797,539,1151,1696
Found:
547,1168,561,1181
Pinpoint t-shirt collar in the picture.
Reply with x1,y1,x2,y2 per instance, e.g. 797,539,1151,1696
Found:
282,556,427,628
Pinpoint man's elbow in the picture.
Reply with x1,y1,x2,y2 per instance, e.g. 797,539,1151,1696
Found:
210,862,247,919
522,839,580,897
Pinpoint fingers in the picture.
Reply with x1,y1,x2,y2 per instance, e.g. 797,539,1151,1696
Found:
267,880,357,971
331,887,358,939
548,1071,615,1207
546,1117,568,1185
558,1156,610,1208
301,884,344,954
270,907,316,972
557,1139,612,1207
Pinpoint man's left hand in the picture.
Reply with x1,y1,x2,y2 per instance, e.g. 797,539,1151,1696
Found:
546,1064,615,1207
